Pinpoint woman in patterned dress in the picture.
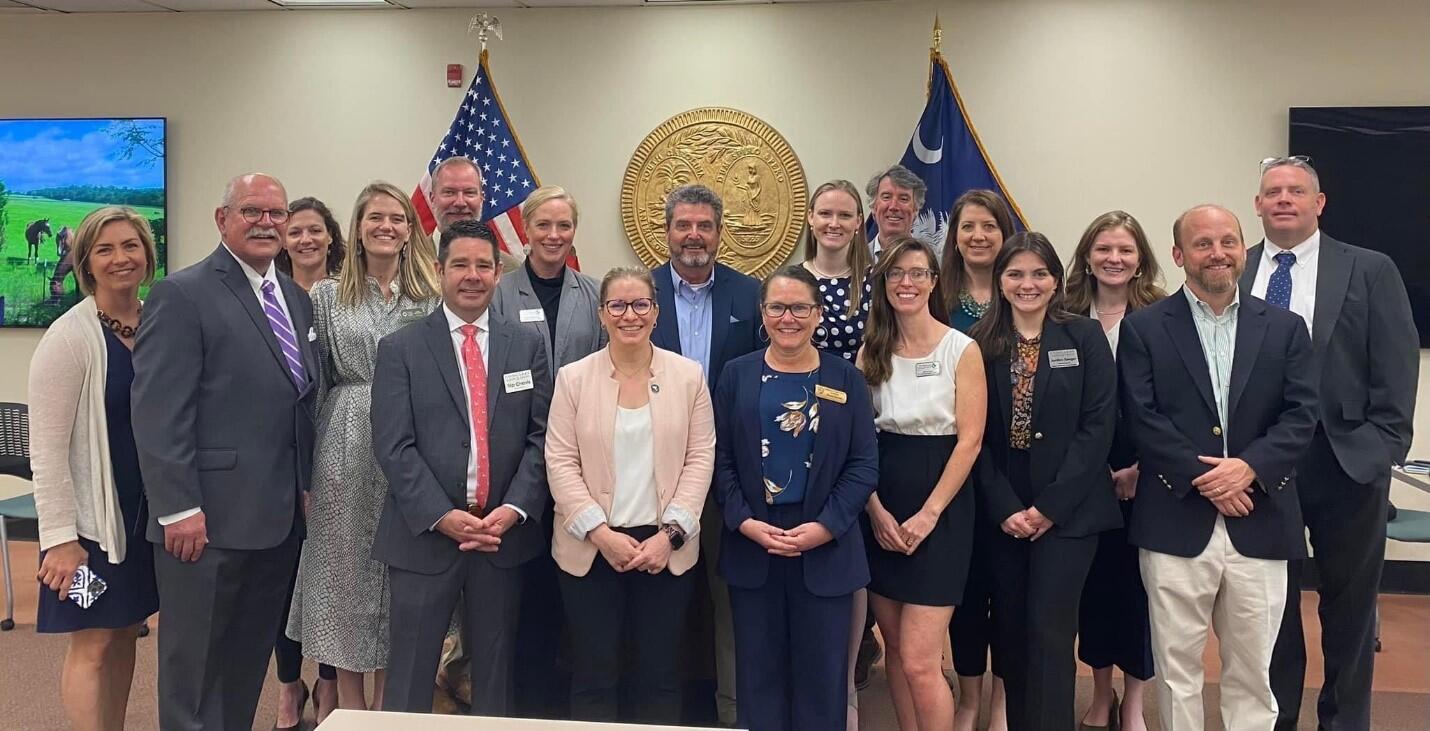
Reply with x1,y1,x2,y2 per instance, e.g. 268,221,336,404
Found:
286,182,440,712
798,179,875,729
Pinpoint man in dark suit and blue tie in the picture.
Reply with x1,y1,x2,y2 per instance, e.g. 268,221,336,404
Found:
650,184,760,725
1119,204,1319,730
371,219,551,716
133,173,320,731
1244,157,1419,731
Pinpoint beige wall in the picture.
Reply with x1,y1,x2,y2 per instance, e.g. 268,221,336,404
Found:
1,0,1427,557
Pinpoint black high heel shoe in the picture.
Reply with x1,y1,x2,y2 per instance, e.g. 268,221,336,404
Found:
274,681,310,731
1078,692,1120,731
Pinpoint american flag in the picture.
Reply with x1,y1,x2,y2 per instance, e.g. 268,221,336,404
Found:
413,50,578,269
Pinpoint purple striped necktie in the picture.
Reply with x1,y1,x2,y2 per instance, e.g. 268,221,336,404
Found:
260,279,308,388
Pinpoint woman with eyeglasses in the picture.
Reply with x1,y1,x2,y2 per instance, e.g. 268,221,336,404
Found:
1064,212,1166,731
969,233,1119,731
939,189,1016,731
713,265,878,730
270,195,345,728
285,182,441,716
545,267,714,724
859,237,986,731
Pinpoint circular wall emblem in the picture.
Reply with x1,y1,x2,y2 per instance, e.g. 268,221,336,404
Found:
621,107,808,279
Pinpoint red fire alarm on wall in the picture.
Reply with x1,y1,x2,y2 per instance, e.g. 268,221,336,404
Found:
447,64,463,88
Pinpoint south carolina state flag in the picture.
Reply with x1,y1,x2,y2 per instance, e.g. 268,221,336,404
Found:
876,50,1029,257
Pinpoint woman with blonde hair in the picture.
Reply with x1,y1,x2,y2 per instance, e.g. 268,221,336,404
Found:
30,206,159,731
286,182,440,713
801,179,873,363
1065,211,1166,731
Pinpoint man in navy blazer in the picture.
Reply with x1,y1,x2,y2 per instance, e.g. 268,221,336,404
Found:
649,184,760,725
133,173,319,731
1119,205,1318,730
1242,158,1420,731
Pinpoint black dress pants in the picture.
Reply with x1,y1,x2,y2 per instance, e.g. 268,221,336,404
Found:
989,529,1096,731
1271,430,1388,731
950,516,1001,678
1076,501,1154,681
558,525,695,724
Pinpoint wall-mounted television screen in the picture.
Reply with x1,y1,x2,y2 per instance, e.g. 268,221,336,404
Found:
1288,106,1429,347
0,117,166,327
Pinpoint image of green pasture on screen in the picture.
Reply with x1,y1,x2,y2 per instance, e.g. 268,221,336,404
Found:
0,118,167,328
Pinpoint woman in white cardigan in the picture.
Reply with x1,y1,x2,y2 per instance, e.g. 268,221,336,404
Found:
30,206,159,731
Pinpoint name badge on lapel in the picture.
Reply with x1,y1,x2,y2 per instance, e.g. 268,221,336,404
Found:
503,370,535,393
1048,349,1080,368
914,361,941,377
814,384,847,404
519,308,546,323
397,308,425,325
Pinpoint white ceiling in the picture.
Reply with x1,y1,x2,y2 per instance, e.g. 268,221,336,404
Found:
0,0,873,11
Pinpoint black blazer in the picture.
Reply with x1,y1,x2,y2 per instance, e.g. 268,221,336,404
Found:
133,245,319,550
714,351,879,597
1118,290,1319,560
978,315,1120,538
369,308,552,574
650,262,762,392
1240,234,1419,484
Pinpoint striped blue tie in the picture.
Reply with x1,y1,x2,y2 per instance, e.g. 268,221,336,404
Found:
1265,251,1295,310
260,280,308,388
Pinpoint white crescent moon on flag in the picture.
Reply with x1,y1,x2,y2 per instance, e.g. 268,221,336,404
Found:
912,130,943,164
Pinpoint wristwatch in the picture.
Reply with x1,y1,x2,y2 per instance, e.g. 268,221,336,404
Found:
662,523,686,551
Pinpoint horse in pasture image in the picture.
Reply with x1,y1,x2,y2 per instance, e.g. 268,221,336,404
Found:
25,217,51,261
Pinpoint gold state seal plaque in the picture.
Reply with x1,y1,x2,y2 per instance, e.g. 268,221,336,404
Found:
621,107,808,279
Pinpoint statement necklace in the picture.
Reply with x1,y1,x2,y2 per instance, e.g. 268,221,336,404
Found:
97,305,141,339
959,288,991,318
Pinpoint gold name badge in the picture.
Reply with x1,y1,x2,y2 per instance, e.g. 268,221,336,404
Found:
815,384,847,404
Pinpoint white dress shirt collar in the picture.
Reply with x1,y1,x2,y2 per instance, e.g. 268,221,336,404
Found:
444,304,490,334
221,241,279,292
1263,229,1321,269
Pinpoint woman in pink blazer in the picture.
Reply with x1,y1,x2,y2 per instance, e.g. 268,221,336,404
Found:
545,266,715,724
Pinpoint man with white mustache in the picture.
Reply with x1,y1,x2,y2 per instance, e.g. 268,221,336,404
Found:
649,184,761,726
133,173,320,730
865,165,927,260
1118,204,1318,731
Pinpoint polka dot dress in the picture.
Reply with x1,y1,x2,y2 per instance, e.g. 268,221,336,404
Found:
812,271,873,362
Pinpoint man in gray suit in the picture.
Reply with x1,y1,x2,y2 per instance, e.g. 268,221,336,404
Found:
372,218,552,715
1242,157,1419,731
133,173,318,730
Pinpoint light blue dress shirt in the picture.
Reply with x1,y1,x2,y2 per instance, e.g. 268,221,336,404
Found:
1183,286,1239,455
672,267,715,377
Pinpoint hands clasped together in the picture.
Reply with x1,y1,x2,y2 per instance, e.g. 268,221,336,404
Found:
590,524,677,575
739,519,835,558
1193,455,1258,517
436,506,521,552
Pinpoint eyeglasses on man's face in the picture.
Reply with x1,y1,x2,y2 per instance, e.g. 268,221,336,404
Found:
760,302,818,319
229,206,290,224
884,267,934,283
603,298,655,317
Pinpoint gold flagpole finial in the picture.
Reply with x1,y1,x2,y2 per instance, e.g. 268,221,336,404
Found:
931,15,942,55
468,13,503,53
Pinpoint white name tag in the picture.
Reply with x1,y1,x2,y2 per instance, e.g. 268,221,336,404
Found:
1048,349,1080,368
519,308,546,323
503,369,535,393
914,361,941,377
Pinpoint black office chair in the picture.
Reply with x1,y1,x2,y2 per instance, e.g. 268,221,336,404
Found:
0,402,34,631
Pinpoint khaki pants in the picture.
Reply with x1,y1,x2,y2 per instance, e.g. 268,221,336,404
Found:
1140,516,1288,731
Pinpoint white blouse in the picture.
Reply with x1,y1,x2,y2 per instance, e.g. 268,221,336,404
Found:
871,328,974,436
608,405,660,528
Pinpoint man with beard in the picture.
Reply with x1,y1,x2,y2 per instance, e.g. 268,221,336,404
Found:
430,156,520,274
133,173,319,730
1117,205,1318,731
1244,158,1418,731
865,165,926,259
650,184,760,726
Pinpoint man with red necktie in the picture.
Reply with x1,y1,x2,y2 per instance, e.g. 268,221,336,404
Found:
371,218,552,716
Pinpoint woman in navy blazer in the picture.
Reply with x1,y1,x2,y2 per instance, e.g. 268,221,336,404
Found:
714,265,879,731
969,233,1120,731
